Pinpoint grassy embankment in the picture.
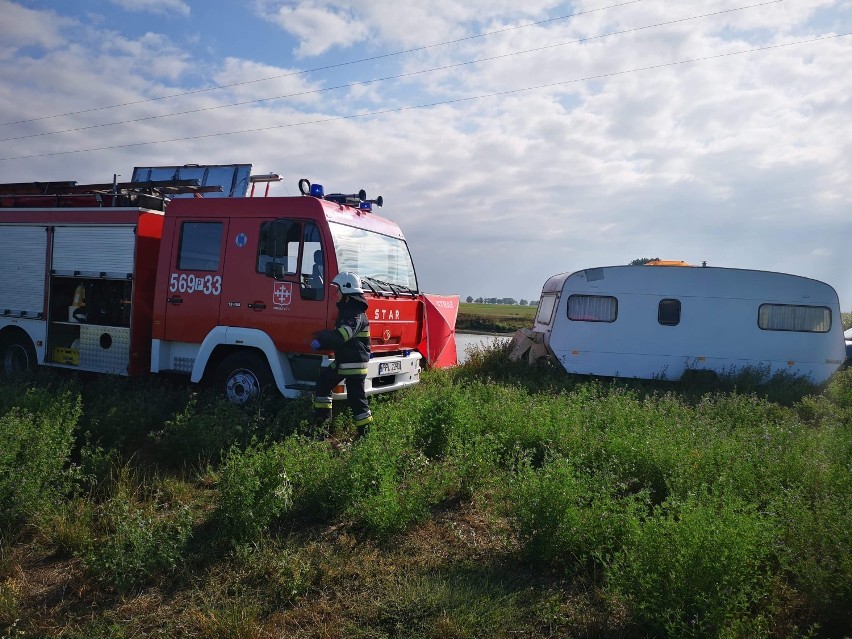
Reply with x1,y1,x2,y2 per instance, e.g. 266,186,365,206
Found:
456,303,536,333
1,335,851,638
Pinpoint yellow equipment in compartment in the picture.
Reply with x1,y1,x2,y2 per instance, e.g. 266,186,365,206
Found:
52,347,79,365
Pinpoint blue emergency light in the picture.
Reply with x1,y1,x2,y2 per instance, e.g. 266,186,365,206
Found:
298,178,324,198
359,201,372,211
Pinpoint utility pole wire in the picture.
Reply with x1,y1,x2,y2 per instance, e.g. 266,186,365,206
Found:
1,30,844,163
0,0,646,127
0,0,786,143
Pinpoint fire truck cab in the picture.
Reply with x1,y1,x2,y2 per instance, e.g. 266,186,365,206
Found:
0,164,437,404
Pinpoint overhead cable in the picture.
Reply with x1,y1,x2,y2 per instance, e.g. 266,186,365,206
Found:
0,0,645,127
0,0,786,143
1,31,845,162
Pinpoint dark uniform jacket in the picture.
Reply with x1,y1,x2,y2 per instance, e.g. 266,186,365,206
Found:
314,294,371,374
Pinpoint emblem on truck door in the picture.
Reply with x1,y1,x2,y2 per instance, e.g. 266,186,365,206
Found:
273,282,292,308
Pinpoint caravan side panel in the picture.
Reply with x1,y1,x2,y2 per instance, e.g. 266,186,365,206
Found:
546,266,845,383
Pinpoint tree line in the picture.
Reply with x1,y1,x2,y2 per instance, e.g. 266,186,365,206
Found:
465,297,539,306
464,259,660,307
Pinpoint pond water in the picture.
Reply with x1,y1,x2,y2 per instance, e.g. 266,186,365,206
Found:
455,332,512,364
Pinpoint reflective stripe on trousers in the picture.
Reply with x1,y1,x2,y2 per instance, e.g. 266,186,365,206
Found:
313,366,370,426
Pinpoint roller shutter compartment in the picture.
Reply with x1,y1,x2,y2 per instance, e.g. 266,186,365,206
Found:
0,226,47,316
52,226,136,277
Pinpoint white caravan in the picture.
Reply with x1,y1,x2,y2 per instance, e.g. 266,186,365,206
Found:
525,264,846,384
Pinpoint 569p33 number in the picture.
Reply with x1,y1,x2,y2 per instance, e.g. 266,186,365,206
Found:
169,273,222,295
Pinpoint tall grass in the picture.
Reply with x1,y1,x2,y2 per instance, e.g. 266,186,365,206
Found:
1,347,851,637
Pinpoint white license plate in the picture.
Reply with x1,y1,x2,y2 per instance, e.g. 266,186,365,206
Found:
378,361,402,375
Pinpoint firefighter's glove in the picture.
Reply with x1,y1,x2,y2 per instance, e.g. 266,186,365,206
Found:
310,339,322,351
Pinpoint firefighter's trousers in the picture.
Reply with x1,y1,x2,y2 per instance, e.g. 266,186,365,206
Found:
313,365,373,431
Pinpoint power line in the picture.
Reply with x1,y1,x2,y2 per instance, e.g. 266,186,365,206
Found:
0,0,786,143
0,0,645,128
2,31,844,163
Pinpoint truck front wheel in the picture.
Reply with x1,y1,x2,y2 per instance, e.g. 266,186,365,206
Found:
214,352,274,405
1,333,37,376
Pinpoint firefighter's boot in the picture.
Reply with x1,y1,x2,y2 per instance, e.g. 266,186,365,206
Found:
313,395,333,435
354,410,373,437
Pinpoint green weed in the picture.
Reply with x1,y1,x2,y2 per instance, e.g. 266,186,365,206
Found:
0,388,80,533
150,394,258,467
80,465,194,592
216,443,293,546
344,420,449,538
78,375,190,454
507,456,647,571
606,493,775,638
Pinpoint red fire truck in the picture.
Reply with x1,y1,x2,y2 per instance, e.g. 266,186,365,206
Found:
0,163,458,404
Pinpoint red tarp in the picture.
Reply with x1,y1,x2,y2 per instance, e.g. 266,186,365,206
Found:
419,294,459,368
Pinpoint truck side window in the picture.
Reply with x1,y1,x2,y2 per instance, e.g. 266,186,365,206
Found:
300,222,324,301
257,220,300,276
178,222,223,271
658,298,681,326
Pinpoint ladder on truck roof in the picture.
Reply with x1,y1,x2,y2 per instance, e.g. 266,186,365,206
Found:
0,178,223,210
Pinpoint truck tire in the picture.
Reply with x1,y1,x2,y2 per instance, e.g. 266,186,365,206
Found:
1,333,37,376
215,351,274,406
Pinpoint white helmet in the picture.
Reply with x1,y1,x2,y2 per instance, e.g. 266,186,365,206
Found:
332,271,364,294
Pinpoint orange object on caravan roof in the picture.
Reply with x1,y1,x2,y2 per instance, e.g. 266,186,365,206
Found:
645,260,691,267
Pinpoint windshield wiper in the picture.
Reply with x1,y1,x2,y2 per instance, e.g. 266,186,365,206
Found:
362,276,418,297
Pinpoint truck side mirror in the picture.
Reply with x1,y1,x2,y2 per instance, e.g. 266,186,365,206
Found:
265,263,286,279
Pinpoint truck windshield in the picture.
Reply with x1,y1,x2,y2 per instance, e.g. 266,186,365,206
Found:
329,222,418,293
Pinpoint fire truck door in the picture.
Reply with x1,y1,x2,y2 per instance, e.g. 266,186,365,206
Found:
162,219,229,344
219,219,328,353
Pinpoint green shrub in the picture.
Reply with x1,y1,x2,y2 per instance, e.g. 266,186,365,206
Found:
344,419,448,538
151,394,258,467
272,436,347,519
81,467,194,592
79,376,190,453
773,484,852,630
0,389,80,532
606,494,774,637
228,539,322,612
0,567,20,630
216,443,293,546
445,431,502,500
822,366,852,410
507,456,647,570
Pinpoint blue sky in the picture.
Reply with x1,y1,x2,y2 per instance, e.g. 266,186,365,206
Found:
2,0,852,306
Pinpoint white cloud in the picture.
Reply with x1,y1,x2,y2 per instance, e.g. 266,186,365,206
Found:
255,2,369,57
212,57,326,105
108,0,190,17
0,0,75,58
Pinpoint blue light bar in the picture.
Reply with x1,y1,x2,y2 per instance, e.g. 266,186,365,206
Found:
310,183,325,197
358,201,372,211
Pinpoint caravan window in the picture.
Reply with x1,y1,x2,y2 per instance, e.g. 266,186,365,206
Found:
658,299,681,326
568,295,617,322
535,294,558,326
758,304,831,333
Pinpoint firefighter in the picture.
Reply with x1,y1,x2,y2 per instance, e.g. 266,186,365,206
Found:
311,272,373,434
